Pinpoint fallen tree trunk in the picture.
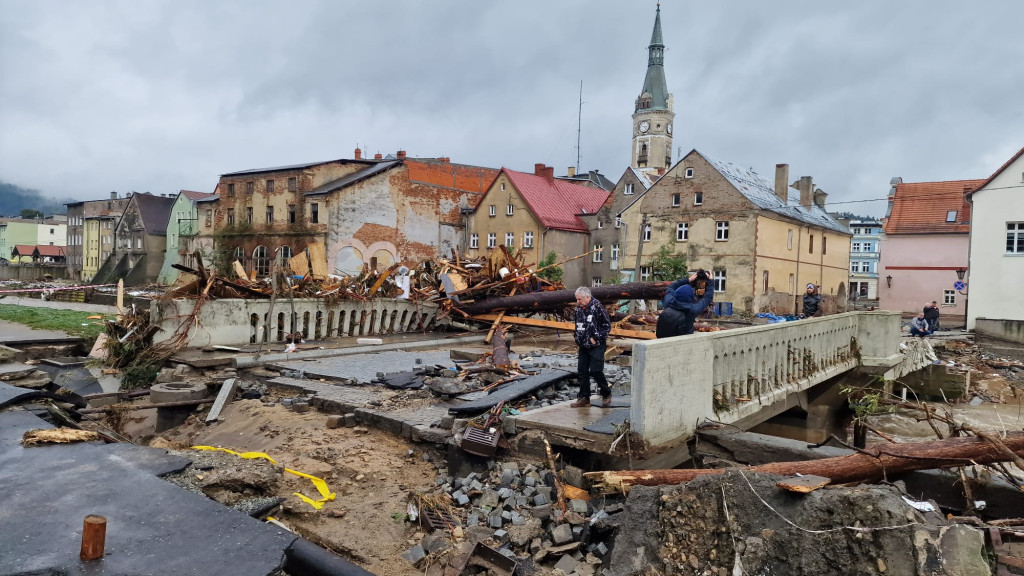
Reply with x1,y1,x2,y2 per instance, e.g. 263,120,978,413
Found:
586,431,1024,493
457,281,671,316
471,314,656,340
492,326,510,368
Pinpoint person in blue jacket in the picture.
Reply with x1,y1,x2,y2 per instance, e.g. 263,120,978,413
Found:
656,271,715,338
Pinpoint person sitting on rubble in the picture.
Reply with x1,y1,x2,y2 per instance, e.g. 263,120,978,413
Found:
923,300,941,332
801,283,823,318
656,271,715,338
910,312,933,337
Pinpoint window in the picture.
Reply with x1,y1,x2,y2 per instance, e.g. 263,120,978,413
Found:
266,180,275,194
470,234,479,249
694,192,703,205
246,181,254,195
676,222,688,242
716,221,729,241
246,207,253,224
266,206,274,223
500,183,506,191
593,244,603,263
505,232,515,248
280,246,293,262
507,204,514,216
523,231,534,248
253,245,269,277
233,247,244,267
592,277,603,287
624,183,634,195
487,233,496,248
808,235,814,254
823,235,827,255
615,217,622,229
1007,222,1024,253
310,203,319,224
611,243,620,262
684,167,694,178
762,270,769,294
597,220,603,229
205,209,212,227
49,228,54,234
640,266,651,281
943,290,956,305
288,177,297,192
227,209,235,225
852,242,862,252
852,227,861,235
135,236,142,249
946,210,957,222
643,223,651,242
227,183,235,197
489,205,496,217
672,194,680,207
713,270,726,293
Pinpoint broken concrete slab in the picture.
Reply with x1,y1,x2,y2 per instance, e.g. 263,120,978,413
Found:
205,378,240,424
0,363,39,381
448,369,573,415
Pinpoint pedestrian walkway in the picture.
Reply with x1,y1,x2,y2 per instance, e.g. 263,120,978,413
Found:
0,296,119,315
0,319,79,345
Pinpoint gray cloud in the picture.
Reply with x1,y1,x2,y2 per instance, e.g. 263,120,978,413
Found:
1,0,1021,216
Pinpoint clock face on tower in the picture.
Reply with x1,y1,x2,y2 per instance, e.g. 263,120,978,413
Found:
667,123,673,135
638,120,650,133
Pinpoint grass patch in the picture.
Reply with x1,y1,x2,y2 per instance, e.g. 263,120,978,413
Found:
0,303,106,341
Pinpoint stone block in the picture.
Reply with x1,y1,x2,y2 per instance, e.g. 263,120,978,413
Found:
421,530,451,554
466,514,479,526
551,523,574,545
570,499,589,515
480,490,499,508
553,554,577,574
343,414,357,427
455,493,470,506
533,494,549,506
562,465,584,488
402,545,426,564
530,504,552,520
488,515,504,529
492,529,508,544
326,415,343,429
292,401,310,413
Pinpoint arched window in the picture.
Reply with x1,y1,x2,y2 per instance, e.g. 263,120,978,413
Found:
233,246,244,268
253,245,269,277
280,246,293,262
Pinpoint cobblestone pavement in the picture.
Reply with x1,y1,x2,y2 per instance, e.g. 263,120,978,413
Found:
272,350,472,383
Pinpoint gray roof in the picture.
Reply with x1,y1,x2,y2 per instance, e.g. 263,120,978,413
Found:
305,161,401,196
701,151,851,234
221,158,378,177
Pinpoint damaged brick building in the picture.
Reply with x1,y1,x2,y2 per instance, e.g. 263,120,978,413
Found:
195,150,498,276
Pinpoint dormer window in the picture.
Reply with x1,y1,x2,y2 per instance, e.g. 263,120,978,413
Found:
684,168,694,178
946,210,957,222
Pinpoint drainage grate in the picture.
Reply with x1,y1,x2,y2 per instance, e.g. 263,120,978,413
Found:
461,427,500,457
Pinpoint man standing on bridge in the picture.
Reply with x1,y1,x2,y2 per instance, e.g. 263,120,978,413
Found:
571,286,613,408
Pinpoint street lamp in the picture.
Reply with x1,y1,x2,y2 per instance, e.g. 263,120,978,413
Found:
885,275,892,288
955,268,966,281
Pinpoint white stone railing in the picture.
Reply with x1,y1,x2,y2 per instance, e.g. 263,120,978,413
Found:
150,298,445,348
631,311,906,446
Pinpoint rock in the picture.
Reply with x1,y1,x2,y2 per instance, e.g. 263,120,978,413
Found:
569,499,589,515
427,377,473,396
492,529,508,544
508,517,544,547
465,525,493,545
480,489,500,509
551,523,574,545
553,554,578,575
343,414,357,427
402,545,426,564
326,415,344,429
421,530,451,554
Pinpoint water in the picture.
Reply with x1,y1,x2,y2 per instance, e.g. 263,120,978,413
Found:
870,400,1024,443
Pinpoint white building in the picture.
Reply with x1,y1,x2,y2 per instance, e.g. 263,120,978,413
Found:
966,147,1024,331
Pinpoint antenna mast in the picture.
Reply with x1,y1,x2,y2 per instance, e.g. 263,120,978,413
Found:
576,80,583,174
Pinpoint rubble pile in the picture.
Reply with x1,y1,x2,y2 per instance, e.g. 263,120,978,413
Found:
404,458,623,575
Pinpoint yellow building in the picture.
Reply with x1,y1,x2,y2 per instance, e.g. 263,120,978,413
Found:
466,164,610,288
617,150,851,314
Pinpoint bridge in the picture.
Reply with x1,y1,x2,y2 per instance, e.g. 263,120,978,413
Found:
513,311,927,463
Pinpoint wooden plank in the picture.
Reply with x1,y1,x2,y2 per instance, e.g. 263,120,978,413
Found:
306,242,328,279
471,314,656,340
288,253,309,278
233,261,249,280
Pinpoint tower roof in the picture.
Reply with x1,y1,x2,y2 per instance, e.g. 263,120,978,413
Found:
636,4,670,112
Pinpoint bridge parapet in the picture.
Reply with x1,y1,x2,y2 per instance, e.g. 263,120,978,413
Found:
632,311,905,446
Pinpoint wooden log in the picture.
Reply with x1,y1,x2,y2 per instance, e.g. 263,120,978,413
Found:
586,431,1024,493
471,314,656,340
491,326,510,368
80,515,106,561
457,282,671,316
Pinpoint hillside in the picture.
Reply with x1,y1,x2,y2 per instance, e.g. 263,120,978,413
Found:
0,181,75,217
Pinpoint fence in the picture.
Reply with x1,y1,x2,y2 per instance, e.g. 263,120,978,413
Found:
150,297,446,348
0,265,70,281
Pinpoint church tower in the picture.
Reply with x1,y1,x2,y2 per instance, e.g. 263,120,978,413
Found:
631,3,674,171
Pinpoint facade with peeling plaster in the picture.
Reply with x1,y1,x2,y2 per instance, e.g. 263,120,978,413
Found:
195,152,497,277
93,192,176,285
66,194,131,282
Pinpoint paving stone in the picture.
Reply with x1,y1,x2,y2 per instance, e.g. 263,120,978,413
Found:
325,415,343,429
421,530,451,554
492,529,508,543
551,523,574,545
469,480,484,491
455,493,470,506
488,515,504,528
466,514,479,526
343,414,357,427
553,554,578,574
594,542,608,557
402,545,426,564
570,499,589,515
524,476,536,487
480,490,499,508
534,494,549,506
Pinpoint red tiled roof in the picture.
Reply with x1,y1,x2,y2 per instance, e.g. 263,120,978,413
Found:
181,189,215,201
11,245,35,257
884,179,985,234
968,146,1024,197
503,168,611,233
34,245,66,257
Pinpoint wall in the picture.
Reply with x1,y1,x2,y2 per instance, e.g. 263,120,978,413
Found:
157,194,198,284
755,217,851,314
878,233,968,317
0,221,43,262
151,297,445,347
967,154,1024,329
0,264,70,281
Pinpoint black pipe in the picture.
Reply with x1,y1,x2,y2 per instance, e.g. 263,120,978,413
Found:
284,537,376,576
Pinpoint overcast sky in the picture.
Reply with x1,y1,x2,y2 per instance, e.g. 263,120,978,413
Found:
2,1,1022,217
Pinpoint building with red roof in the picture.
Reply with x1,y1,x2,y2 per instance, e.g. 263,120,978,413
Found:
465,163,611,288
878,177,985,319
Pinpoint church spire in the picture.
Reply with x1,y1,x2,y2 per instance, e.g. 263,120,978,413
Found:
636,3,669,112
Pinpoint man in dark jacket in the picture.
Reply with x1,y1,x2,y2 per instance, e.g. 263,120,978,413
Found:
802,284,823,317
570,286,613,408
923,301,940,331
656,271,715,338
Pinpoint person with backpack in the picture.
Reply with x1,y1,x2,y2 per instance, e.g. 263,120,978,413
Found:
656,271,715,338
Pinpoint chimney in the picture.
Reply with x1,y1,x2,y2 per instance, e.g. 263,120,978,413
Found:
534,163,546,175
110,191,118,200
354,147,362,160
397,150,406,160
440,157,450,163
794,176,814,209
568,166,576,178
774,164,789,204
657,167,666,176
813,187,828,209
374,153,383,160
